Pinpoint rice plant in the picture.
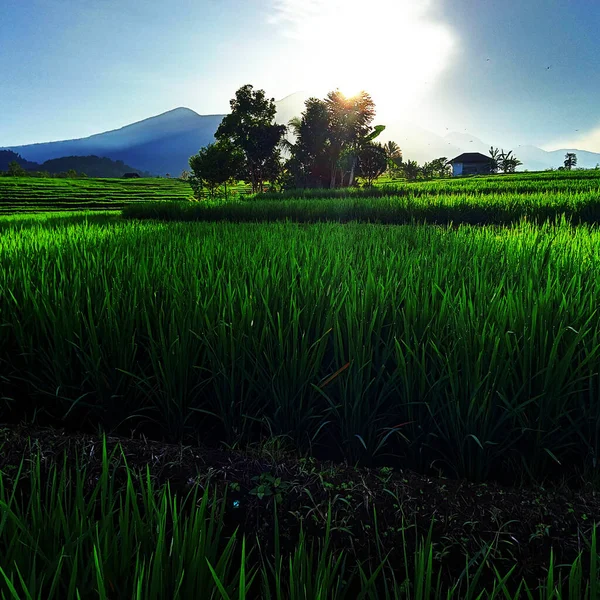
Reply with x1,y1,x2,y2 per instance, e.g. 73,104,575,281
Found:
0,447,598,598
2,218,600,482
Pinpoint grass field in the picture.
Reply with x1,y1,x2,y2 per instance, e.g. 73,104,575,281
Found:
123,170,600,226
1,170,600,596
0,176,193,213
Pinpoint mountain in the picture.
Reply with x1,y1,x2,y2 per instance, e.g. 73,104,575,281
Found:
5,94,600,175
5,108,224,176
0,150,39,172
0,150,147,178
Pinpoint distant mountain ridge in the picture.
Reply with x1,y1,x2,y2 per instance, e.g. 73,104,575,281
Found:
4,93,600,174
0,150,147,178
4,108,225,176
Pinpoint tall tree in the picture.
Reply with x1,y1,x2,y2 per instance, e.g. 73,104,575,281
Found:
325,90,380,188
564,152,577,170
216,85,286,193
285,98,331,188
489,146,501,174
383,141,403,175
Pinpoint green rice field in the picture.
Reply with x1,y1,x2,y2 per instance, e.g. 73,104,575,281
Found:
2,170,600,596
0,176,193,214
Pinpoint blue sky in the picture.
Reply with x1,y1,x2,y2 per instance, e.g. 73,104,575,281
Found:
1,0,599,151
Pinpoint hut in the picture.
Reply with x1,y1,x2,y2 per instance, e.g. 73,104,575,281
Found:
448,153,493,176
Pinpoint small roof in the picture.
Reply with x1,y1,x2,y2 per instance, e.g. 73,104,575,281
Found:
449,152,492,164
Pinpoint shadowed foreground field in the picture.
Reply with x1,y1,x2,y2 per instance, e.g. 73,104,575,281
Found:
1,172,600,597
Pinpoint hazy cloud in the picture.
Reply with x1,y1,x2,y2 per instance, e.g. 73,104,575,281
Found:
543,127,600,153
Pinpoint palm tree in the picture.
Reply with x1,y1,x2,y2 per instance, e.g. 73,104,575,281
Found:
564,153,577,170
498,150,522,174
383,141,403,175
489,146,501,174
325,90,378,188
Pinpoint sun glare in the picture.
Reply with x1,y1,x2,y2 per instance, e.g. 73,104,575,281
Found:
271,0,456,119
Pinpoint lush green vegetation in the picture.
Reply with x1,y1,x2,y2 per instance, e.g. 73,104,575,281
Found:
3,169,600,596
2,217,600,484
123,170,600,226
0,176,192,214
0,435,598,599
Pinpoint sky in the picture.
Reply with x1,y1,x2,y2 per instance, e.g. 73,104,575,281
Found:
1,0,599,150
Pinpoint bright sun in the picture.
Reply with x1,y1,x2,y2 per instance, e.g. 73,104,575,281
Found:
272,0,456,118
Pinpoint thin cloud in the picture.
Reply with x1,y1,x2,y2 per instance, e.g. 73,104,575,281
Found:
542,127,600,153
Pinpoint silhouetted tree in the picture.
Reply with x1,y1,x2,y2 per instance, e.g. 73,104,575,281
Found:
189,141,244,199
489,146,501,174
325,90,382,188
216,84,286,193
564,152,577,170
285,98,331,188
357,142,388,186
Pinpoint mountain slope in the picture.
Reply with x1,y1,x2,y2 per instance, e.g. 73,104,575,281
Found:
5,108,224,176
5,96,600,175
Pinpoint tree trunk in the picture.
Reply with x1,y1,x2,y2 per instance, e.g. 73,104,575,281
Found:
330,166,337,189
348,155,358,187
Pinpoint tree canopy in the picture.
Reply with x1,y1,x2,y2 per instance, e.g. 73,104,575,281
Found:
189,141,244,199
216,84,286,193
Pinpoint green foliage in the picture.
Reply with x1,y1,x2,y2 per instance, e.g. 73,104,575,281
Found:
189,142,244,200
382,141,403,177
357,143,388,186
0,450,598,598
6,161,26,177
421,157,451,179
565,152,578,170
285,90,384,189
285,98,331,188
498,149,523,174
489,146,501,174
4,209,600,481
216,84,286,193
402,159,421,181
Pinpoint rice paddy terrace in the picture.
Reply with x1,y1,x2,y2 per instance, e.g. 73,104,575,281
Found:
2,169,600,597
0,176,193,214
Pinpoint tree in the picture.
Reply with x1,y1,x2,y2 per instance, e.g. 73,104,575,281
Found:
498,149,522,174
216,84,286,193
422,157,451,179
285,98,331,188
189,141,244,199
489,147,501,174
7,161,26,177
383,141,403,176
325,90,381,188
402,160,421,181
357,143,388,186
564,152,577,170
